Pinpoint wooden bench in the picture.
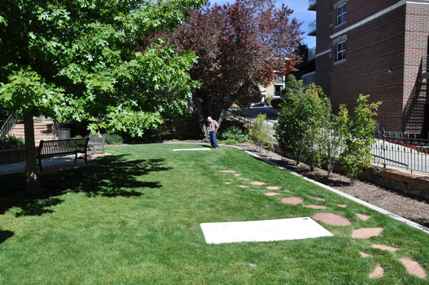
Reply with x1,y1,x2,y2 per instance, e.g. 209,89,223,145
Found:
37,138,89,171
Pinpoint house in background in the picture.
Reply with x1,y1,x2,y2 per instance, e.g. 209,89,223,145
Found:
309,0,429,137
258,72,286,105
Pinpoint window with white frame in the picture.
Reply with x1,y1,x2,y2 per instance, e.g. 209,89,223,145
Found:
336,2,347,26
335,39,347,62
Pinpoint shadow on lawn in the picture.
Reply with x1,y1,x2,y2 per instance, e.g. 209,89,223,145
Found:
0,230,14,244
0,155,171,217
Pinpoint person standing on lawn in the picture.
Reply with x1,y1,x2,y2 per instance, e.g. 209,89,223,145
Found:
207,116,219,148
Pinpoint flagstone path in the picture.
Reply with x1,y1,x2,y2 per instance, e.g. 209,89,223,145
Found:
359,252,372,258
399,257,427,279
280,197,304,206
304,205,327,210
266,186,281,191
264,192,279,197
370,244,399,253
352,228,384,240
369,264,384,279
312,213,351,226
250,181,266,186
217,166,427,281
356,214,370,221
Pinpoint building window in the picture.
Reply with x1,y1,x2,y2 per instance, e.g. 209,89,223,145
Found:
335,39,347,62
274,85,282,97
336,2,347,26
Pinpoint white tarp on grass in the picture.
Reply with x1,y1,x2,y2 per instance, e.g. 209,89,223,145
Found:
200,217,333,244
173,148,211,152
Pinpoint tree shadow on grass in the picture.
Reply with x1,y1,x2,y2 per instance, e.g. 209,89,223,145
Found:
0,155,171,217
0,230,14,244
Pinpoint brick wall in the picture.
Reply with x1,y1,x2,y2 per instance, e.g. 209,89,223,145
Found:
330,6,406,130
315,0,333,54
333,0,401,33
403,3,429,106
315,1,429,131
315,55,331,95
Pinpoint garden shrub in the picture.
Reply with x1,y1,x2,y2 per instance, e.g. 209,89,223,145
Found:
249,114,273,151
276,76,380,180
321,105,350,177
276,77,329,170
219,127,249,145
339,95,380,180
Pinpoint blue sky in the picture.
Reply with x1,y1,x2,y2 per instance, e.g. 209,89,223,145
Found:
212,0,316,48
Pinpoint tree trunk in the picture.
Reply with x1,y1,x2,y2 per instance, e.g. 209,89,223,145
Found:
24,113,40,193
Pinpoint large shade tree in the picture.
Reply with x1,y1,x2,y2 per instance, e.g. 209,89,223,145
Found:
171,0,301,127
0,0,204,190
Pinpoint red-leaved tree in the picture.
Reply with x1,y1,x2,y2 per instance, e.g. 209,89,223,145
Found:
171,0,302,127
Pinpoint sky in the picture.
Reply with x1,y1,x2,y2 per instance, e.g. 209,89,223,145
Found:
212,0,316,48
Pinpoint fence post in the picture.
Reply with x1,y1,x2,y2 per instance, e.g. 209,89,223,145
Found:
382,130,386,169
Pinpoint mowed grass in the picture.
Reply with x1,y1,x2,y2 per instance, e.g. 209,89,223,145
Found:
0,143,428,284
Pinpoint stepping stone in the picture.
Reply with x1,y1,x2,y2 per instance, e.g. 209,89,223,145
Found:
360,252,372,258
371,244,399,252
251,181,266,186
239,185,249,189
399,257,427,279
220,170,236,174
266,186,281,191
264,192,279,197
312,213,351,226
356,214,370,221
281,197,304,206
369,264,384,279
234,173,241,177
308,196,325,202
352,228,383,240
224,182,232,185
337,204,347,208
304,205,327,210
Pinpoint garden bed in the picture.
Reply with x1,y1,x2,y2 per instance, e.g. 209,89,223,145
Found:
238,143,429,228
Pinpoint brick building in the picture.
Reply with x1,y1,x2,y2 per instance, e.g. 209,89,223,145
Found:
308,0,429,136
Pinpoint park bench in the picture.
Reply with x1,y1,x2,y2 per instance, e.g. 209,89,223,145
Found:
37,138,89,171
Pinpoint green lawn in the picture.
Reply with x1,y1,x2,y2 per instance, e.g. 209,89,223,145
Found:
0,144,428,284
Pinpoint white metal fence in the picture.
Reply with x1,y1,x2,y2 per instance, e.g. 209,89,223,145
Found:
372,139,429,174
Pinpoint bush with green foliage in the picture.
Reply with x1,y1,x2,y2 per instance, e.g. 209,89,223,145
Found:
0,135,24,150
250,114,273,151
276,76,329,169
219,127,249,145
276,76,380,179
339,95,380,180
321,105,350,177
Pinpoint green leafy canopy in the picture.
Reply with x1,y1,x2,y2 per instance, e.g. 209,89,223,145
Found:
0,0,204,137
